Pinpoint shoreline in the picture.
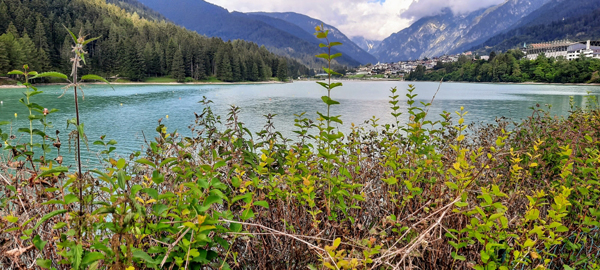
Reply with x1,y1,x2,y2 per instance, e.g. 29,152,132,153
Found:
0,80,287,89
2,80,600,89
335,78,600,86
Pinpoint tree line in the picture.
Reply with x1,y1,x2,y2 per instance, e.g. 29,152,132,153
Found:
0,0,309,82
407,50,600,83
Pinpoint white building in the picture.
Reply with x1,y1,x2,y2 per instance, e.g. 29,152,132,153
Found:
527,40,600,61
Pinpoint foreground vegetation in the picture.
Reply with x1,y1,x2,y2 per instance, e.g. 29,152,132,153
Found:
407,50,600,84
2,23,600,270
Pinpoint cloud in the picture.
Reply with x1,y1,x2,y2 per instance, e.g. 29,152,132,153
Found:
402,0,506,19
207,0,414,40
205,0,505,40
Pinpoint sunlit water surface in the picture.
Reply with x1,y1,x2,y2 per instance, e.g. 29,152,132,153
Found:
1,81,599,168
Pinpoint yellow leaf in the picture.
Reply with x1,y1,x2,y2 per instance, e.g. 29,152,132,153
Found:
457,135,465,142
197,215,206,225
261,154,267,162
529,163,538,168
453,162,460,170
145,199,157,204
458,118,464,125
126,267,135,270
333,238,341,249
135,197,145,204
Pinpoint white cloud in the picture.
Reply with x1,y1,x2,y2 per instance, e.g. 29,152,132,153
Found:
205,0,506,40
206,0,414,40
402,0,506,19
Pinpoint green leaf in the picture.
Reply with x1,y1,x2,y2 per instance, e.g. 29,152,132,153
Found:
253,201,269,209
81,74,112,88
63,25,78,43
35,166,69,179
241,209,255,220
33,235,47,251
31,72,69,81
81,252,104,265
72,244,83,270
203,195,223,207
159,157,178,168
64,194,79,204
315,53,329,60
330,42,343,47
136,158,157,168
117,170,126,190
330,53,342,59
152,204,169,215
82,36,102,46
321,96,340,105
142,188,159,200
445,181,458,190
133,249,156,264
36,258,52,269
33,209,68,230
8,70,24,75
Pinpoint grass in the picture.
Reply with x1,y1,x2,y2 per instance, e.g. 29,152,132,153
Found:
201,76,222,83
144,76,177,83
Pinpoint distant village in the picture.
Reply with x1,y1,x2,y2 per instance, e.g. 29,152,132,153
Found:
344,39,600,80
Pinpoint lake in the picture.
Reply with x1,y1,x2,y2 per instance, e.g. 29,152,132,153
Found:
1,81,599,168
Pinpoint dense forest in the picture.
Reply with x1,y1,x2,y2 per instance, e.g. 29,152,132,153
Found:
407,50,600,83
0,0,309,82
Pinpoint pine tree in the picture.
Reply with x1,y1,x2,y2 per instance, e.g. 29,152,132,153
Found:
277,59,288,82
0,2,9,31
0,41,9,74
251,62,259,82
33,17,48,50
171,48,185,82
18,32,38,70
231,56,241,82
218,55,233,82
6,22,19,38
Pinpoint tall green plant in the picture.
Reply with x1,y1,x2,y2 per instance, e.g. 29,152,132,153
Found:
32,26,111,238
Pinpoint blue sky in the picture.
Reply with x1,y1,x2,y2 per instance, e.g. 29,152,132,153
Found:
207,0,506,40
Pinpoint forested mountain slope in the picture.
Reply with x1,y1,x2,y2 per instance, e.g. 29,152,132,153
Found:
136,0,361,67
0,0,308,82
249,12,377,65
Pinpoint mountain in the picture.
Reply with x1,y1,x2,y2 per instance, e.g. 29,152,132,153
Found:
350,36,381,56
0,0,308,81
472,0,600,53
249,12,377,65
135,0,364,67
374,0,550,62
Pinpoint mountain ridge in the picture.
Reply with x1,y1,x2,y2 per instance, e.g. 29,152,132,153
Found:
373,0,550,62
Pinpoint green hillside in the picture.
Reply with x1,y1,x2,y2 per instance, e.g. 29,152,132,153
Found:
0,0,308,82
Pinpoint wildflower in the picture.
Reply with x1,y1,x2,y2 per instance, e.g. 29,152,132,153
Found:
43,108,49,115
14,113,17,118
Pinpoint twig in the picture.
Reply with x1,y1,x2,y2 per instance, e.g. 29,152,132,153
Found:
160,227,191,267
221,219,340,270
184,230,193,270
0,173,29,217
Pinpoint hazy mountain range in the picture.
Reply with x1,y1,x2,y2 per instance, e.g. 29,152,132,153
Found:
133,0,600,65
